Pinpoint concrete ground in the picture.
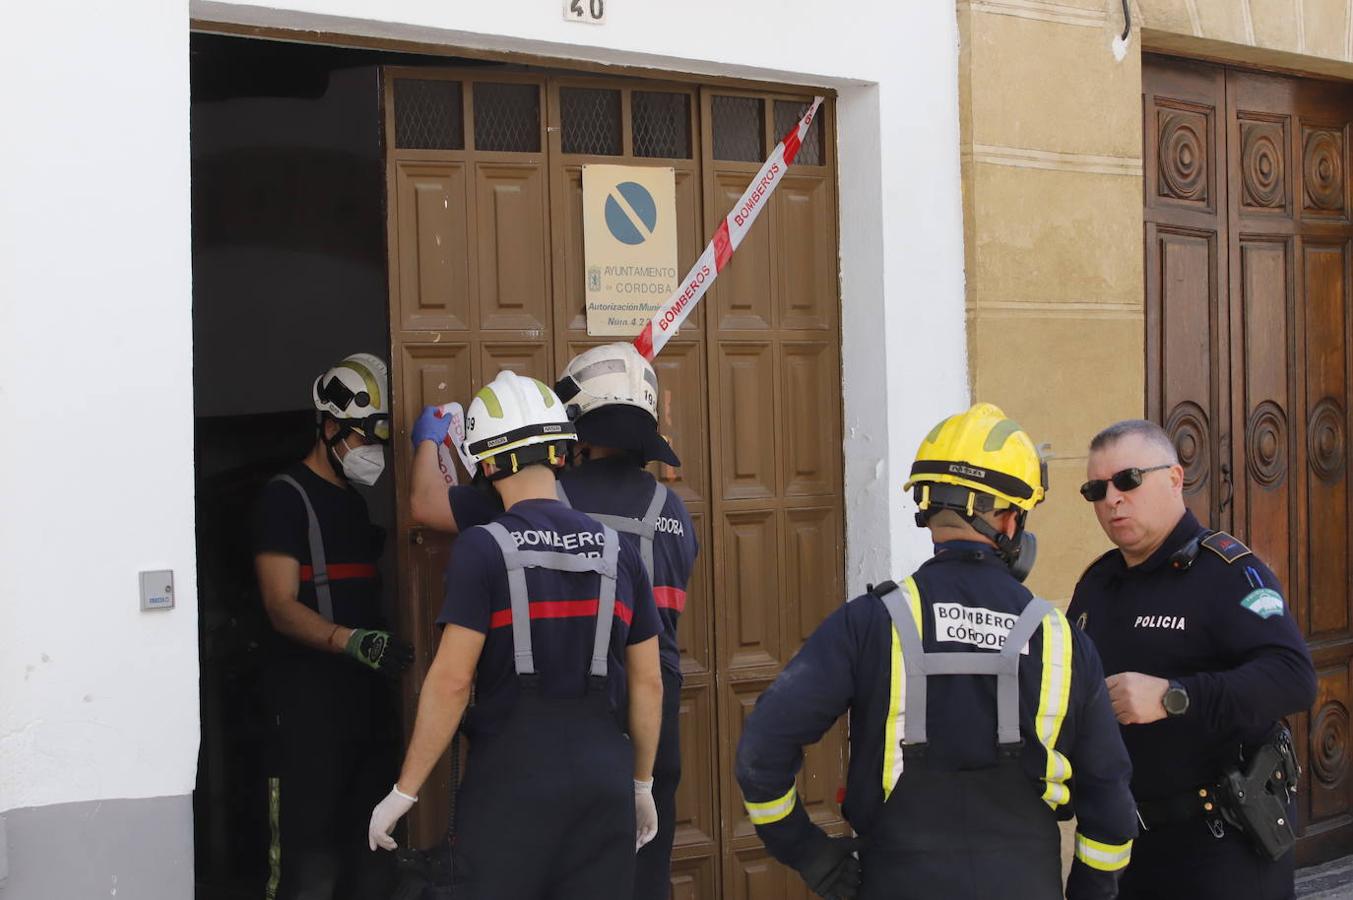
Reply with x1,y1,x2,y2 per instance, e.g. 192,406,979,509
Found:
1297,855,1353,899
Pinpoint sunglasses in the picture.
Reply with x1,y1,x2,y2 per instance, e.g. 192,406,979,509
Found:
1079,464,1172,502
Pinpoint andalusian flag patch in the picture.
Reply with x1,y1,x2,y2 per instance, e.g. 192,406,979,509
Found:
1240,588,1285,619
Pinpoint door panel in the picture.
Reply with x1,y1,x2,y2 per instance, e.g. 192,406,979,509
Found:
1147,55,1353,863
1303,244,1347,638
474,164,550,331
1237,237,1293,601
395,163,470,332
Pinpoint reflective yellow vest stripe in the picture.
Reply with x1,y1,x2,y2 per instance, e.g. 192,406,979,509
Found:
744,784,798,825
1074,833,1133,871
882,578,925,800
1036,607,1074,808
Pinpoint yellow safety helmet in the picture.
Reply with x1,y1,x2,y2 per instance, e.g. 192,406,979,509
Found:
904,403,1047,515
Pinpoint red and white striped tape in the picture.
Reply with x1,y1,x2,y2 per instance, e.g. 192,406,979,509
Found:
633,96,825,361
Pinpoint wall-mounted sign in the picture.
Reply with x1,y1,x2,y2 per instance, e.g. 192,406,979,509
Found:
563,0,606,25
582,164,678,337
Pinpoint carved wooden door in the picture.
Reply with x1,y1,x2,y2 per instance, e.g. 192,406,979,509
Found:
1145,55,1353,863
383,68,845,897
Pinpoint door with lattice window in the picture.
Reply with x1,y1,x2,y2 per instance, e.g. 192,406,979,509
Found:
383,66,845,898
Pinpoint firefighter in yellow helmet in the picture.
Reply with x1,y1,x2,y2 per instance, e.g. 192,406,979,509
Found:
736,403,1137,899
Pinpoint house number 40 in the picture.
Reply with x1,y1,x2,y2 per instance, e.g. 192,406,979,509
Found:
564,0,606,24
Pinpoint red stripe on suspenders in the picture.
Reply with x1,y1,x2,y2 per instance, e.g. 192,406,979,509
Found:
489,599,634,629
299,563,376,581
653,586,687,613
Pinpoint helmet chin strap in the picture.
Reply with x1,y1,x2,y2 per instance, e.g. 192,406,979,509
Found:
964,510,1037,583
322,419,353,481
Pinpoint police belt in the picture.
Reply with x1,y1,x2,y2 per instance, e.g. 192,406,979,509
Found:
1134,727,1299,860
1134,783,1224,831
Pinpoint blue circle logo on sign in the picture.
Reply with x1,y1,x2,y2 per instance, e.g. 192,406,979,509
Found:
604,181,658,246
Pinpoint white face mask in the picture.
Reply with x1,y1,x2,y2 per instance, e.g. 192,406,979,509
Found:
340,439,386,486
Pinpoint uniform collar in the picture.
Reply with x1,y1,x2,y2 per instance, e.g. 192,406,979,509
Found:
1122,509,1202,575
928,540,1003,565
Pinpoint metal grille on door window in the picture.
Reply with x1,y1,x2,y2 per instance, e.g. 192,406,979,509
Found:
560,87,622,156
393,79,464,150
633,91,691,159
774,99,821,165
712,95,764,162
473,82,541,152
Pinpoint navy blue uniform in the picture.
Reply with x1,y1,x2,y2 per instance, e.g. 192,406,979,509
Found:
437,498,660,733
450,459,697,675
736,542,1137,899
450,466,694,900
1068,509,1317,900
437,498,659,899
252,462,396,900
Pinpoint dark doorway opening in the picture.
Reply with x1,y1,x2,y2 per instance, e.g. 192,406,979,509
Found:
190,33,394,899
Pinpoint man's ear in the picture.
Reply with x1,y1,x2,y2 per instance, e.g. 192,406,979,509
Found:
1169,463,1185,493
997,509,1020,538
321,417,339,441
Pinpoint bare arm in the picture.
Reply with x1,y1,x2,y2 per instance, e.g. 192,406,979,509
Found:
395,623,484,796
255,552,352,653
409,440,459,533
626,635,663,782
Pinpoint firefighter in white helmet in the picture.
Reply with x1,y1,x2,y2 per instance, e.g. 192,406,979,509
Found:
252,352,411,899
370,370,664,900
405,344,698,899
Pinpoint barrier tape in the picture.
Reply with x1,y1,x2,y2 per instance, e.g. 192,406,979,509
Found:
435,402,476,483
633,96,824,361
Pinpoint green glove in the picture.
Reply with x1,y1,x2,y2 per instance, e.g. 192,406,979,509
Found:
345,629,414,675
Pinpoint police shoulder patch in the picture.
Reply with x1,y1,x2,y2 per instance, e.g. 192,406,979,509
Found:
1201,531,1253,564
1240,588,1286,619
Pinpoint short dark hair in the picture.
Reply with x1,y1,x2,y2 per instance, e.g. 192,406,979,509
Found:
1089,419,1179,464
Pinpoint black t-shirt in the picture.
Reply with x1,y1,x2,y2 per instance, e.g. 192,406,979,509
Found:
437,498,660,738
252,462,386,659
450,458,698,675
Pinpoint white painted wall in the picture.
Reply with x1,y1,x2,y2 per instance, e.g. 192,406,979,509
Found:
0,0,967,813
0,3,198,812
192,0,971,587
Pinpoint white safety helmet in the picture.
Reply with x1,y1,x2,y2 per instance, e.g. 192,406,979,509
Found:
554,342,659,422
312,352,391,442
463,370,576,477
554,343,680,466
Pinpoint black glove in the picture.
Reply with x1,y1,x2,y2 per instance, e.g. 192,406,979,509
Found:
799,835,863,900
345,629,414,676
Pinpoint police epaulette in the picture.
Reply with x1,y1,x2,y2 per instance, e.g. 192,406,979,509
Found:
1200,531,1253,565
1078,548,1117,582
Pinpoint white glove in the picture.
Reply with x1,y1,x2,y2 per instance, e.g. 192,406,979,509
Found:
634,778,658,851
368,784,417,851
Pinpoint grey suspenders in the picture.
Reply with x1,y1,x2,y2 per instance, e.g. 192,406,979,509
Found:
877,585,1053,746
556,480,668,583
271,474,335,622
480,521,621,678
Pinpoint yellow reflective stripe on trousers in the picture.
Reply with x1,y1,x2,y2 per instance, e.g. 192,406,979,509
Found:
266,776,281,900
882,578,926,801
745,784,798,825
1036,607,1073,808
1075,833,1133,872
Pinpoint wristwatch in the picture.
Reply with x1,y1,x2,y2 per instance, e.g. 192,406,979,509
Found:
1163,680,1190,718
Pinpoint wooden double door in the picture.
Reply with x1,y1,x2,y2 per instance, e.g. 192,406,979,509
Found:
381,67,847,896
1145,55,1353,862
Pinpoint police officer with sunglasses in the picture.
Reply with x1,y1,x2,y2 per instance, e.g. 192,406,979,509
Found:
1068,420,1315,900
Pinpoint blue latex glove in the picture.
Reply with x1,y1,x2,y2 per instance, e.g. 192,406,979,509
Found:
411,405,451,449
